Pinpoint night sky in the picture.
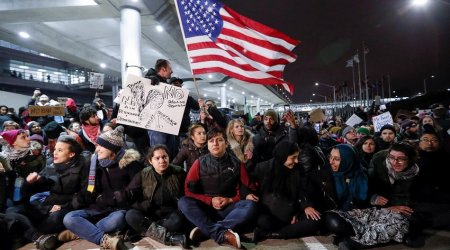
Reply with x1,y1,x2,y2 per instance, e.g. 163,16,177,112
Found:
221,0,450,103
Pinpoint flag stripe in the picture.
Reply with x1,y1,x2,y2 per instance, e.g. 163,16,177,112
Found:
221,26,297,60
187,36,289,73
222,6,299,47
190,53,284,79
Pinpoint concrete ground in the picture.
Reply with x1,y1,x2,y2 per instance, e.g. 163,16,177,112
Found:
18,229,450,250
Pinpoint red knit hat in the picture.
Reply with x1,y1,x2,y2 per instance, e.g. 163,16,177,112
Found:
0,129,23,146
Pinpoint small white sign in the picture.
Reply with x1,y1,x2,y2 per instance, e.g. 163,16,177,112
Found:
116,75,189,135
372,111,394,132
345,114,363,127
89,72,104,89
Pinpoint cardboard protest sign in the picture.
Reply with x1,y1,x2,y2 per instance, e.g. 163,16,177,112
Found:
345,114,363,127
309,108,325,123
372,111,393,132
29,106,65,117
116,75,189,135
89,72,104,89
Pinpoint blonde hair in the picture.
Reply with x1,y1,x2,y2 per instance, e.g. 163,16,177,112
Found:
226,118,245,141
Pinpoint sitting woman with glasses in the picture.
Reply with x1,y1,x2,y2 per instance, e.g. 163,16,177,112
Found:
327,142,421,249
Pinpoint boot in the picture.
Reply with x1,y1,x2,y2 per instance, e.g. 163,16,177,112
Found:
100,234,126,250
144,222,167,244
57,230,79,242
252,227,282,243
34,234,58,250
166,233,188,249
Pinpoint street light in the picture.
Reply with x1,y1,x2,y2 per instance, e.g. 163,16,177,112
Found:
312,93,328,102
315,82,336,103
423,75,435,94
411,0,429,7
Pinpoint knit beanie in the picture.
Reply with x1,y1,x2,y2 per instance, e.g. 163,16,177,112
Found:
356,127,370,136
264,109,278,122
30,134,44,145
96,125,125,153
43,121,65,139
342,126,355,137
0,129,22,146
380,124,396,135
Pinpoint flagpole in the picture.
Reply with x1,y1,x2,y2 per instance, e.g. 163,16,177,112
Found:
174,0,202,100
351,64,356,108
356,50,362,107
363,42,369,108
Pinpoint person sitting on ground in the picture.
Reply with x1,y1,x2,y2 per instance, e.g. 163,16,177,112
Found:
172,124,208,172
63,126,143,250
178,128,258,249
123,145,187,248
5,135,87,250
353,135,378,172
251,141,322,242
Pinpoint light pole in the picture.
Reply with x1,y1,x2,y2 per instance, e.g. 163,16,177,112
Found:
312,93,328,102
315,82,336,103
423,75,435,94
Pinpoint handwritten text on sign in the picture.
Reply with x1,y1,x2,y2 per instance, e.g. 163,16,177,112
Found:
372,112,393,132
29,106,65,117
116,75,189,135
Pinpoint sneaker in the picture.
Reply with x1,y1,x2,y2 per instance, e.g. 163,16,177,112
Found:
100,234,126,250
35,234,58,250
223,229,241,248
57,230,79,242
189,227,206,242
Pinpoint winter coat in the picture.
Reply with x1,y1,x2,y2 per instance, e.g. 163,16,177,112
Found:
172,139,208,172
184,152,253,205
23,156,88,213
252,123,288,164
228,129,254,163
77,149,143,211
368,150,417,206
122,164,186,216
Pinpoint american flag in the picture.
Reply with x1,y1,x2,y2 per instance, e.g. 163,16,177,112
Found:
175,0,299,94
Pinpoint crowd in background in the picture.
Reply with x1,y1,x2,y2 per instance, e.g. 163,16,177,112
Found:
0,58,449,250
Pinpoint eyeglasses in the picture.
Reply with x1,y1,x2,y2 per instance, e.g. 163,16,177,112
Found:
388,155,408,163
420,138,438,144
328,155,341,162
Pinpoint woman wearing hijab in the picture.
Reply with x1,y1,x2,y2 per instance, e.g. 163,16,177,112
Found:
251,141,322,242
327,142,420,249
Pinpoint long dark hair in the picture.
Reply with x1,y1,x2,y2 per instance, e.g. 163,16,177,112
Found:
269,141,300,200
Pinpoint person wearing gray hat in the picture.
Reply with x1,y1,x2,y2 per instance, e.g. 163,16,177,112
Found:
63,125,144,249
252,109,289,164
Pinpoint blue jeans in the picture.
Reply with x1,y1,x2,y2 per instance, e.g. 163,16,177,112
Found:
178,197,257,243
148,130,179,158
63,209,127,245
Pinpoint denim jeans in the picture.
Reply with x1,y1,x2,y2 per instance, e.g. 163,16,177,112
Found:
178,197,257,243
63,209,127,245
148,130,178,159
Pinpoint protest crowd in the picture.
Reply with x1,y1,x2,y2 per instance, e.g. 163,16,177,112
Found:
0,58,449,250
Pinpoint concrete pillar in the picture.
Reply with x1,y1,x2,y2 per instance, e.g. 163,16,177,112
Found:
220,85,227,108
120,5,142,88
256,98,261,114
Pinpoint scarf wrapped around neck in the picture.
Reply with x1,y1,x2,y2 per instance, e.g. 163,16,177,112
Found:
0,145,30,172
82,124,100,144
87,149,125,192
385,158,419,184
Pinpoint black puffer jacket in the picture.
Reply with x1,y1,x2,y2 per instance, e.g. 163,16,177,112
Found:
23,156,88,213
252,123,288,164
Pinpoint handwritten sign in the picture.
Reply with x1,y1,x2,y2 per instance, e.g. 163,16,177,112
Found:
345,114,363,127
89,72,104,89
372,111,393,132
29,106,65,117
116,75,189,135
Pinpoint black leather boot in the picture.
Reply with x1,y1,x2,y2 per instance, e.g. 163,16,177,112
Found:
166,233,188,249
144,222,167,244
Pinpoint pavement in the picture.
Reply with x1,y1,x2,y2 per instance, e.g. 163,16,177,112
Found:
17,229,450,250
